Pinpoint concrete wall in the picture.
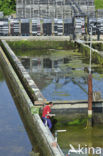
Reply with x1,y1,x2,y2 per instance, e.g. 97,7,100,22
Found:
0,46,64,156
1,40,103,108
0,36,70,41
0,40,46,105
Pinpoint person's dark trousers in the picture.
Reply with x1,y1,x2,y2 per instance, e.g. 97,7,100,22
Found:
42,117,52,129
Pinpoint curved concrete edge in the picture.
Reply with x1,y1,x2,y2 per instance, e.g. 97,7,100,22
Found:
1,40,46,104
0,46,64,156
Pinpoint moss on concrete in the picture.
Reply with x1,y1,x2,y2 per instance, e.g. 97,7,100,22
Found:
53,114,87,128
0,68,4,82
77,42,103,65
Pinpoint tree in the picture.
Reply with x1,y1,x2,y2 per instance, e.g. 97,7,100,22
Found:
0,0,16,15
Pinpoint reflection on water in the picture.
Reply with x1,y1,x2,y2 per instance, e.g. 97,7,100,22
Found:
8,45,103,155
20,50,103,101
19,50,103,155
0,68,32,156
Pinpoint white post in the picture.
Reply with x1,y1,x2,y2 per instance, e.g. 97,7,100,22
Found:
89,26,92,74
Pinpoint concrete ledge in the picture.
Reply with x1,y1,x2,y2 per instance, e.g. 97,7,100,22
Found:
0,46,64,156
76,39,103,56
1,40,46,104
0,36,70,41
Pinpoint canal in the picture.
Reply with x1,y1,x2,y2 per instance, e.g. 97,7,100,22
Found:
19,49,103,155
8,40,103,101
19,49,103,101
0,67,32,156
8,40,103,155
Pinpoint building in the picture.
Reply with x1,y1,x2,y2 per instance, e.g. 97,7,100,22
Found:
16,0,95,19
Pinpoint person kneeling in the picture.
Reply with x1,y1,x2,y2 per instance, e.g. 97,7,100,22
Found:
42,102,55,130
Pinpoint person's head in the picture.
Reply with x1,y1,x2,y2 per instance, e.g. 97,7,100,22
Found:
47,101,53,107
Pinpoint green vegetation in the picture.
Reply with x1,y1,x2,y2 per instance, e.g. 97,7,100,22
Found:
54,115,87,127
78,43,103,65
8,40,76,56
92,43,103,51
67,118,87,126
0,0,103,16
31,106,40,114
0,0,16,15
95,0,103,9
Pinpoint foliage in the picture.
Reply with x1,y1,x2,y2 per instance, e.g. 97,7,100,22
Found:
0,0,103,15
95,0,103,9
8,40,76,57
78,43,103,66
67,118,87,125
8,40,76,51
92,43,103,51
0,0,16,15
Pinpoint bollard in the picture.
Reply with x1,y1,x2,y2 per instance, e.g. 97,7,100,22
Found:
87,73,93,127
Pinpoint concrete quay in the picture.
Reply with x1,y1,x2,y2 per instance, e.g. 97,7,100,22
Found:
0,43,64,156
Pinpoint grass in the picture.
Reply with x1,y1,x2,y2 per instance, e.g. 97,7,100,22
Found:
7,40,76,55
95,0,103,9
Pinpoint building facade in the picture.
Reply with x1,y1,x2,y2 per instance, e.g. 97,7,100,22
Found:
16,0,95,19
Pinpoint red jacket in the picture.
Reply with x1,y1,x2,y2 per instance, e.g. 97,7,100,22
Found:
42,105,51,118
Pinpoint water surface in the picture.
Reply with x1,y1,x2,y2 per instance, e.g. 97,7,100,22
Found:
57,125,103,156
9,43,103,155
20,49,103,101
0,67,32,156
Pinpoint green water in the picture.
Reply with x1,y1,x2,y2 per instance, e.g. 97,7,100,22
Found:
57,125,103,155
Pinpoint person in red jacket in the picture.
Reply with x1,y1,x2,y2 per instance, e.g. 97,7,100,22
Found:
42,102,53,129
